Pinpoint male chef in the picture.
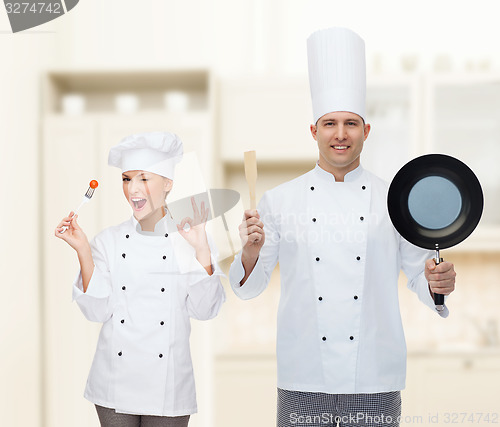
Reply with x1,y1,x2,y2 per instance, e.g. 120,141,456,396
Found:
229,27,456,427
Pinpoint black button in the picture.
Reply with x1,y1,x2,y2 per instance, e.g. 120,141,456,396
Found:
122,286,126,291
360,216,364,221
118,352,122,356
159,354,163,358
120,319,125,324
350,336,354,340
160,321,164,326
161,288,165,292
122,253,126,258
310,186,315,191
125,234,129,239
312,218,316,222
354,295,358,300
163,255,166,260
165,233,169,238
362,186,366,190
356,256,361,261
322,336,327,341
318,297,323,301
316,257,320,261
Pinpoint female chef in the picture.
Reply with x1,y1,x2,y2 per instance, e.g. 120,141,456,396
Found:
55,131,225,427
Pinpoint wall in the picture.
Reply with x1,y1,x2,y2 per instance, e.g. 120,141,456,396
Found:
1,1,500,426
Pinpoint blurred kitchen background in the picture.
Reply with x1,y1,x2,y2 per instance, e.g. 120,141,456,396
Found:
1,1,500,426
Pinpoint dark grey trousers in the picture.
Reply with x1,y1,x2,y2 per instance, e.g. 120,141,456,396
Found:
95,405,190,427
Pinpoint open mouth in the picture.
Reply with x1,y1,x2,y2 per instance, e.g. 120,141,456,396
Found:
131,198,147,211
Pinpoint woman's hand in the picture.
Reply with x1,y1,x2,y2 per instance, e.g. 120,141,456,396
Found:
176,197,210,252
54,212,90,253
177,197,213,275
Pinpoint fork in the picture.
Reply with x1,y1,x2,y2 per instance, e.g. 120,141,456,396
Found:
59,185,97,234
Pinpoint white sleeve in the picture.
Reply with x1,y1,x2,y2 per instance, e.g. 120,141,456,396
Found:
229,191,280,300
399,235,449,318
185,233,226,320
72,234,113,323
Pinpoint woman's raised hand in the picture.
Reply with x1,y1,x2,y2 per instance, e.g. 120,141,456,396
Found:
176,197,210,251
54,212,90,252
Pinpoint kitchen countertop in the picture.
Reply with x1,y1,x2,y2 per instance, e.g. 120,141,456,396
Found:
408,344,500,356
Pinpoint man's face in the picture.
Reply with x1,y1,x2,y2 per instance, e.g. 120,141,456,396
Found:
311,111,370,180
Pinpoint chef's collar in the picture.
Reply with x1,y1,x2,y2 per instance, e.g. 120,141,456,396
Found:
131,210,173,236
313,162,364,183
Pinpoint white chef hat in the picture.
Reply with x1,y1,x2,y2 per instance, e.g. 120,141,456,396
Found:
307,27,366,123
108,131,183,180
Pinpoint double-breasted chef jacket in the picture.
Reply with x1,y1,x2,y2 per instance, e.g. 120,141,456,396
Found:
229,163,448,395
73,214,225,416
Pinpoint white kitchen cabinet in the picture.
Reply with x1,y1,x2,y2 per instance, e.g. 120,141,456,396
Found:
217,76,317,162
214,354,277,427
41,115,102,427
403,352,500,426
215,73,500,427
95,112,213,228
425,74,500,251
217,72,500,254
363,75,422,182
213,351,500,427
217,75,420,180
41,70,217,427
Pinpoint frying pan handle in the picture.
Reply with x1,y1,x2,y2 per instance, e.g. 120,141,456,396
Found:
434,249,445,311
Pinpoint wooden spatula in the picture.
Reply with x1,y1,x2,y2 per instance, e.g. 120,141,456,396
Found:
244,150,257,209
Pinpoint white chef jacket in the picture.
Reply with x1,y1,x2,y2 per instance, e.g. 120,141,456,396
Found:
229,163,448,394
73,214,225,416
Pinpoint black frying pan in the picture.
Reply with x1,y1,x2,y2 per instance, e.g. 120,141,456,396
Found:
388,154,483,311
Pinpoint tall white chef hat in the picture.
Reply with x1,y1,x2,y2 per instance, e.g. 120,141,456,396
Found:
108,131,183,180
307,27,366,123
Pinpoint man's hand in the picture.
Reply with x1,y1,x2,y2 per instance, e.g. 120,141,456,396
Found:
239,209,265,259
425,259,456,297
238,209,265,285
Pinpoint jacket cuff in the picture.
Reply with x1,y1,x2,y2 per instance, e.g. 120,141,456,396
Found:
418,273,449,318
72,266,112,301
187,251,226,287
229,252,266,300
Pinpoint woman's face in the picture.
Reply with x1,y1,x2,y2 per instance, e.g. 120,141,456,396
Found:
122,170,173,220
